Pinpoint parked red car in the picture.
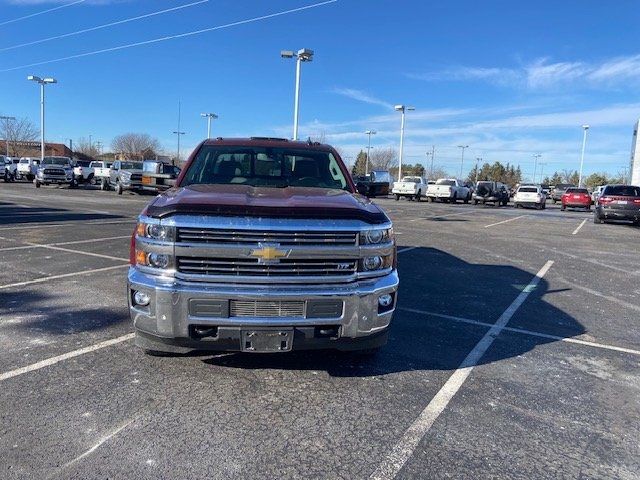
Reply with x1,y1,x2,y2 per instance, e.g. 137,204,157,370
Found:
561,187,592,211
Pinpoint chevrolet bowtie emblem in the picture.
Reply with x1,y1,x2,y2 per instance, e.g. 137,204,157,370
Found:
250,244,291,263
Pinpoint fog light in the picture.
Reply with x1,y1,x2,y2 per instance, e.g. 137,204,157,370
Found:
148,253,169,269
378,293,393,307
133,290,150,306
363,256,383,271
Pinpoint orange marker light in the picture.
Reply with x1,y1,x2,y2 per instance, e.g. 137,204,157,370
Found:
136,223,146,237
135,250,148,265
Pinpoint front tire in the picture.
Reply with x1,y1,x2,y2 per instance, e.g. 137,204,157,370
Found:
116,182,123,195
594,214,604,224
415,190,421,202
561,205,566,211
34,180,41,188
395,194,400,201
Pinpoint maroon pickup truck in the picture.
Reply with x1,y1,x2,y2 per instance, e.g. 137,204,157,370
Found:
128,137,399,354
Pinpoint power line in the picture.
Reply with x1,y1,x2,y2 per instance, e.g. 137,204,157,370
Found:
0,0,86,27
0,0,338,72
0,0,209,53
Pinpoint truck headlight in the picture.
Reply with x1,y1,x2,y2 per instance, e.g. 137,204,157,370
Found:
360,228,393,245
135,250,171,269
136,223,175,241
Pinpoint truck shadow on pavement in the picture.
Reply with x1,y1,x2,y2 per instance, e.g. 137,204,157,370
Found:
0,200,125,225
203,247,585,377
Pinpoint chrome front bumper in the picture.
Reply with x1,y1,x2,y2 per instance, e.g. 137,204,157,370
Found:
128,268,399,352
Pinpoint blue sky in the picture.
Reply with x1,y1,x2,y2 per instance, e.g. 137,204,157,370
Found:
1,0,639,180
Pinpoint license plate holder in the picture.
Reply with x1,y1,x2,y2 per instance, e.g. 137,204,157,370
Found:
241,329,293,352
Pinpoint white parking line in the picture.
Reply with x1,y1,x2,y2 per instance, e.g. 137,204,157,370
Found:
26,243,128,262
572,218,587,235
0,333,135,382
399,307,640,356
370,260,554,480
484,215,526,228
0,264,128,290
397,247,418,253
1,235,131,252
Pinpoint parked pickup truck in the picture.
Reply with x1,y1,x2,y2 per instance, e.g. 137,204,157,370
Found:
392,176,428,201
426,178,471,203
128,137,398,355
34,156,77,188
141,160,181,193
90,160,113,189
16,157,41,181
73,160,94,184
109,160,143,194
353,170,391,197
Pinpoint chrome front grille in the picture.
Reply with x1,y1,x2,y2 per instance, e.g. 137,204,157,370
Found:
43,168,65,176
176,227,358,246
230,300,305,318
177,257,357,277
130,174,142,182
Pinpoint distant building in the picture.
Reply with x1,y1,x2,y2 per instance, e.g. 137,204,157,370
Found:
0,140,72,158
631,120,640,185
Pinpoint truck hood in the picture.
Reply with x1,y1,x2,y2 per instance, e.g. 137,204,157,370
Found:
145,184,389,224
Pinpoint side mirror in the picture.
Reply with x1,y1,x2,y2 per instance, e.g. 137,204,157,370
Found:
356,182,368,195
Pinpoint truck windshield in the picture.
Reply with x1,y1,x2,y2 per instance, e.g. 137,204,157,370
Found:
121,162,142,169
435,179,455,186
182,146,350,190
42,157,70,166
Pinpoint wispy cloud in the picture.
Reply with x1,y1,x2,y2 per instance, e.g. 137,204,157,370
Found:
407,54,640,90
332,88,394,109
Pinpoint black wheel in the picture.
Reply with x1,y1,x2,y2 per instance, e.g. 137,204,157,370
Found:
415,190,421,202
541,202,546,210
428,197,434,203
515,203,521,209
69,180,78,189
34,180,41,188
451,194,457,204
473,199,478,205
116,182,123,195
593,214,604,224
395,194,400,201
560,205,566,211
88,174,96,185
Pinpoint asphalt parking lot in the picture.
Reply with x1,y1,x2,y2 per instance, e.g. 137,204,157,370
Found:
1,183,639,479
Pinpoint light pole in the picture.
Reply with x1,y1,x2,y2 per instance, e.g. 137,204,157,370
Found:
364,130,376,175
578,124,589,187
27,75,57,161
201,113,218,139
173,100,186,166
281,48,314,140
475,157,482,183
395,104,415,180
539,162,546,183
457,145,469,178
0,116,16,156
532,153,542,183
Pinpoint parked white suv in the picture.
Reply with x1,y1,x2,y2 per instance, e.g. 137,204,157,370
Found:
513,185,546,209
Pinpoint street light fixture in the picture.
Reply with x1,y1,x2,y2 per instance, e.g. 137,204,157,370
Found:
0,116,16,156
395,104,415,179
425,145,435,178
27,75,57,161
281,48,314,141
364,130,376,176
578,124,590,187
457,145,469,178
200,113,219,139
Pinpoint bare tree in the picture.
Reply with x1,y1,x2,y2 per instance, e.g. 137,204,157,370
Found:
369,147,398,171
429,166,451,180
111,133,160,160
75,137,100,158
0,117,39,156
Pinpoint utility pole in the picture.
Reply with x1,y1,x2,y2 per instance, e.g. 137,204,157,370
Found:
425,145,435,178
532,154,542,183
68,138,73,156
475,157,482,183
458,145,469,178
172,101,186,166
